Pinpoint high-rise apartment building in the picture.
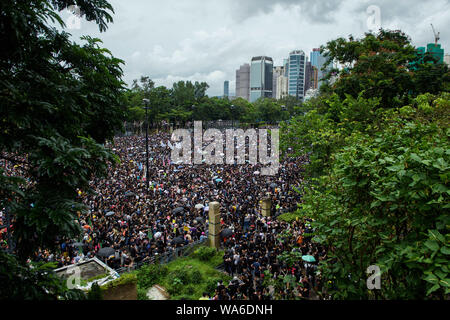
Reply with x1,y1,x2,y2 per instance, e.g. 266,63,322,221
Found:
272,66,285,99
235,63,250,101
276,75,288,100
249,56,273,102
287,50,306,100
223,81,229,98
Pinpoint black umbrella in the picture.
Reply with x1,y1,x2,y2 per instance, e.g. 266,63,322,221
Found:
97,247,115,257
71,242,85,247
172,237,185,245
173,207,184,215
220,228,234,238
194,217,204,224
124,191,135,198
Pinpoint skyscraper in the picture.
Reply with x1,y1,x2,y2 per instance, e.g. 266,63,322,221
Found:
249,56,273,102
276,75,288,100
223,80,229,98
310,48,329,85
304,60,313,95
272,66,285,99
287,50,306,100
445,54,450,66
235,63,250,101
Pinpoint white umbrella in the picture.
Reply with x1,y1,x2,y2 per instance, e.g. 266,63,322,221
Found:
154,232,162,239
195,203,204,209
254,171,260,175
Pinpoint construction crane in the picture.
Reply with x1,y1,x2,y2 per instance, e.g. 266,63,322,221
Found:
431,24,440,47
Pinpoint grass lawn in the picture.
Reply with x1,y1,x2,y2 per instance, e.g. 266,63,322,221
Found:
135,246,231,300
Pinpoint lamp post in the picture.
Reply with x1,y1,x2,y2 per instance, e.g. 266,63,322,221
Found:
191,104,195,129
142,98,150,193
281,105,287,122
230,104,235,128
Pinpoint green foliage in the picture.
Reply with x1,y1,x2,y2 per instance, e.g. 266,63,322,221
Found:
123,77,299,127
190,269,204,283
137,264,168,289
137,287,149,300
1,0,125,261
277,211,301,223
169,267,190,285
0,0,126,300
133,248,228,300
193,247,217,262
0,250,86,300
205,277,222,295
277,250,303,268
295,93,449,299
101,273,137,292
321,29,449,108
283,29,449,301
87,282,103,300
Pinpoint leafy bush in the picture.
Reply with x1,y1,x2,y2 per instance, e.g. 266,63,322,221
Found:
205,278,221,295
169,267,190,284
189,269,203,283
193,247,217,262
277,211,301,223
184,285,195,296
137,264,168,289
87,282,103,300
137,287,149,300
298,95,449,299
101,273,137,292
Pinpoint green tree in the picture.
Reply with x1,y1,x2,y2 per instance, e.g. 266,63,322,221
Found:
0,0,124,298
300,95,449,299
322,29,449,108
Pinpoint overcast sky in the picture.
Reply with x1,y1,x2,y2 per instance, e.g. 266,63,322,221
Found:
60,0,450,96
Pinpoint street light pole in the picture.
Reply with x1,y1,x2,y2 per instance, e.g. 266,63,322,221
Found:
230,104,235,128
143,98,150,193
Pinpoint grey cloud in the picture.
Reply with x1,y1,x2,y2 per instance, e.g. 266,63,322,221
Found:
230,0,343,23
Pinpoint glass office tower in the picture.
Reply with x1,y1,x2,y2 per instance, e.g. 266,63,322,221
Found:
249,56,273,102
287,50,306,100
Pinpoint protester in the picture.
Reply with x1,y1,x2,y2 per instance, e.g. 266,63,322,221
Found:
1,129,324,300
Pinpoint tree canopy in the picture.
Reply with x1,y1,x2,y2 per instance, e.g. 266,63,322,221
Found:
1,0,125,299
282,29,449,299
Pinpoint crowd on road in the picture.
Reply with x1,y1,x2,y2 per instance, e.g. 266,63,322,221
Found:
1,129,326,299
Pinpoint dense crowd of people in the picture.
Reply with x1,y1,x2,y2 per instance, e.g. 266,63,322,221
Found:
1,128,326,299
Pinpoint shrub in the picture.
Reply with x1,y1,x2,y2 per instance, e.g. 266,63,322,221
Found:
137,287,149,300
205,278,221,295
169,267,189,284
184,285,195,296
193,247,216,262
189,269,203,283
137,264,168,289
87,282,103,300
